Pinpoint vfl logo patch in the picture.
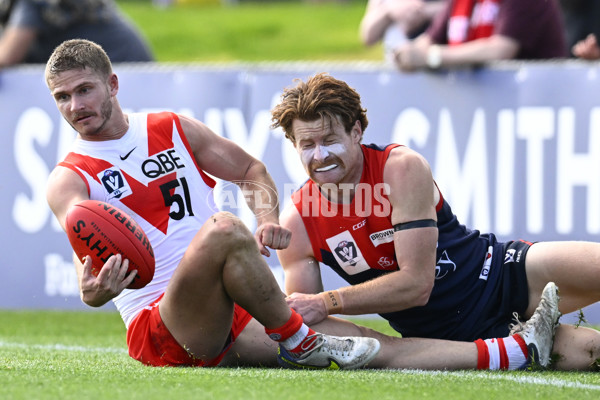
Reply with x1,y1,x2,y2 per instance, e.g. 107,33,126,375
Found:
435,250,456,280
335,240,358,266
98,168,131,200
325,231,369,275
369,228,394,247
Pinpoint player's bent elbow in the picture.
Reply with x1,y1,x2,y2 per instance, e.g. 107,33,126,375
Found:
411,293,430,308
412,281,434,307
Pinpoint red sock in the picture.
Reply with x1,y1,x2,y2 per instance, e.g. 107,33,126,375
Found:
264,310,317,355
475,339,490,369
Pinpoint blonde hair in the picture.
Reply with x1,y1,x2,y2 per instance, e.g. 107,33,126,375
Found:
45,39,112,86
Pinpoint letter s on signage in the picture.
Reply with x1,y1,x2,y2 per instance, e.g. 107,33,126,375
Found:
13,108,53,233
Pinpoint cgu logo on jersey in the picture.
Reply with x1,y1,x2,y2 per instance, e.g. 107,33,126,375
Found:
98,168,131,200
353,219,367,230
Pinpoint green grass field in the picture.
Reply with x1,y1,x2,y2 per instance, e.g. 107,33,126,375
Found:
4,2,600,399
117,0,384,62
2,310,600,400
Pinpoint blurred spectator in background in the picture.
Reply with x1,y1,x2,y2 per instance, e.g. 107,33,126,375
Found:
394,0,568,72
0,0,154,68
360,0,445,64
560,0,600,59
573,34,600,60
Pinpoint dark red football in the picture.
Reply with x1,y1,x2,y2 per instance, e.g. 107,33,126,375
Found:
65,200,155,289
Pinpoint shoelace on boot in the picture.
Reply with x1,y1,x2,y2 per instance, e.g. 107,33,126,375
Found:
298,334,356,358
321,336,355,356
508,311,525,335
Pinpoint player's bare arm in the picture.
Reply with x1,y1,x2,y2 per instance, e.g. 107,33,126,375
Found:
279,204,331,324
278,204,323,294
383,146,438,305
178,114,290,255
46,167,135,306
46,167,89,230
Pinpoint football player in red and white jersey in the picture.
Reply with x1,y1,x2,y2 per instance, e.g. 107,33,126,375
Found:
45,39,385,370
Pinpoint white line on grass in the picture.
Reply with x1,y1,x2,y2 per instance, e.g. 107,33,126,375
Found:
398,369,600,391
2,341,599,391
0,340,127,354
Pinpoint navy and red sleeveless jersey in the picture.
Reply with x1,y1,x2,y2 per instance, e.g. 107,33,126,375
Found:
292,143,508,340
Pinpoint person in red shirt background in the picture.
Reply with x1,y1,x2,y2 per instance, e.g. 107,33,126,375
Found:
394,0,568,71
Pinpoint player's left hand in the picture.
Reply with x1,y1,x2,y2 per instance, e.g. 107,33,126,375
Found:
286,292,328,325
254,222,292,257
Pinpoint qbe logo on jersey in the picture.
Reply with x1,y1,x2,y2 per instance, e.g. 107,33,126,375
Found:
98,168,132,200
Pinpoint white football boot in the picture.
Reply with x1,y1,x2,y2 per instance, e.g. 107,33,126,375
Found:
277,333,380,370
510,281,561,369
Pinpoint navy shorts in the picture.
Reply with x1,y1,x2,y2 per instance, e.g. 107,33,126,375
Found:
473,239,532,339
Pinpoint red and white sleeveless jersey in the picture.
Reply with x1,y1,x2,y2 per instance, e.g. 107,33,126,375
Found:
58,112,217,327
292,144,400,279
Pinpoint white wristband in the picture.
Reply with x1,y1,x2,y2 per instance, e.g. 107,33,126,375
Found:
426,45,442,69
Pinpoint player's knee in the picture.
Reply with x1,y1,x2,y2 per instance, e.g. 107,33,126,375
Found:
571,331,600,371
554,325,600,370
583,330,600,368
207,211,253,246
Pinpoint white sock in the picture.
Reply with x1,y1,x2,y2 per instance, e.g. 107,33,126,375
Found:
483,336,527,370
505,335,528,370
279,323,310,350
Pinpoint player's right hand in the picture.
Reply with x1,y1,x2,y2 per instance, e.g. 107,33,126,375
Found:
254,222,292,257
79,254,137,307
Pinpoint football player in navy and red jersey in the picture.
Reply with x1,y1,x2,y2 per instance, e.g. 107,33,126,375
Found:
45,39,558,372
273,73,600,371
